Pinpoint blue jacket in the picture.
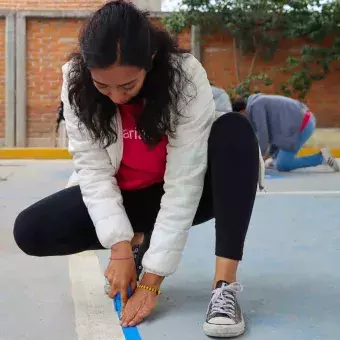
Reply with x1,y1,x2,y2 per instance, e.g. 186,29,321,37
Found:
246,94,308,155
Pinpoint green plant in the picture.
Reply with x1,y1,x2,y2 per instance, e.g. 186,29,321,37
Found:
164,0,289,96
280,2,340,99
164,0,340,100
227,73,273,101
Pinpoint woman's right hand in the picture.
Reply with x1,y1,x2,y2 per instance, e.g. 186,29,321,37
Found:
104,241,137,307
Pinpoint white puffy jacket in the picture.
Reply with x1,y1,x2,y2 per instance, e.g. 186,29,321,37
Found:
62,54,265,277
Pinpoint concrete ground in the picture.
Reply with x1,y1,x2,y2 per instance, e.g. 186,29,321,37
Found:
1,160,340,340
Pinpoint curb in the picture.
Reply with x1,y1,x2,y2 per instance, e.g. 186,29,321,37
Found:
298,148,340,158
1,147,340,160
0,148,72,159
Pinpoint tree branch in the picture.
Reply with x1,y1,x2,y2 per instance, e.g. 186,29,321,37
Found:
248,36,258,77
233,37,241,84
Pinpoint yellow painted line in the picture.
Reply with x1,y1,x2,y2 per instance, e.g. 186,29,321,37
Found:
298,148,340,158
0,147,339,159
0,148,72,159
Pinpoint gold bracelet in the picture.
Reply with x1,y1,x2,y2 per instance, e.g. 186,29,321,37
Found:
138,284,162,295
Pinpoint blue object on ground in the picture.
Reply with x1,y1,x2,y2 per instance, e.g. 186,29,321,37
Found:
137,195,340,339
113,287,142,340
264,170,284,179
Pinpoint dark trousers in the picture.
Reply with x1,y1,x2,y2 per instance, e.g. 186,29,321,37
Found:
14,113,259,261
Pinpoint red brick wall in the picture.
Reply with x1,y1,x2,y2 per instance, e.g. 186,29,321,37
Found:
24,21,340,146
25,17,175,146
177,28,191,51
0,19,5,142
202,33,340,127
27,18,84,146
0,0,107,10
24,17,191,146
1,10,339,146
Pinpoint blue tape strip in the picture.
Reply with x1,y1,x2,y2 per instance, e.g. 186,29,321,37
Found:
265,174,283,179
265,170,284,179
113,287,142,340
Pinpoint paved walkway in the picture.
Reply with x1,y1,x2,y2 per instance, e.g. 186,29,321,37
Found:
1,160,340,340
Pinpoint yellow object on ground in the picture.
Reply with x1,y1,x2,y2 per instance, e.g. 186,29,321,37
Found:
298,148,340,158
0,147,340,159
0,148,72,160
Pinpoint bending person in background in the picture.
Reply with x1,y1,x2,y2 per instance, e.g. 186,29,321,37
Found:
211,83,233,114
56,101,64,133
233,94,339,172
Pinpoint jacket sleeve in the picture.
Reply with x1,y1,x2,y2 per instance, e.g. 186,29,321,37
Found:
61,62,134,248
142,56,215,277
248,103,270,156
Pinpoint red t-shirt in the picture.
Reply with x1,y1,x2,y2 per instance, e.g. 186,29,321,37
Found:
116,101,168,191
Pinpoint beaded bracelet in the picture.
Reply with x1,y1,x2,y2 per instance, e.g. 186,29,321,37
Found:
138,284,162,295
109,256,134,261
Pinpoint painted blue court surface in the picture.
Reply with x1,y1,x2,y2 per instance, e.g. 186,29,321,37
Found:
1,160,340,340
130,194,340,340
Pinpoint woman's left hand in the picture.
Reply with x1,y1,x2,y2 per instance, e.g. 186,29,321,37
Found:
120,273,163,327
120,286,159,327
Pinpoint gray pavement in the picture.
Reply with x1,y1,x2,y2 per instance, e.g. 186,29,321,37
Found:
1,160,340,340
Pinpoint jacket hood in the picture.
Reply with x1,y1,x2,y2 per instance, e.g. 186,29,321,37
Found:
211,86,224,100
211,86,232,113
246,93,262,110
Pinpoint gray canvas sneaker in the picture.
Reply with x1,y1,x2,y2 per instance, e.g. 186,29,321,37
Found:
132,231,152,281
203,281,245,338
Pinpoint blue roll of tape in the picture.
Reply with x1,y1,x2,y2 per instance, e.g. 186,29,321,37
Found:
113,287,142,340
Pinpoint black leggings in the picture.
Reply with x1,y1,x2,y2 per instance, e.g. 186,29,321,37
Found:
14,113,259,261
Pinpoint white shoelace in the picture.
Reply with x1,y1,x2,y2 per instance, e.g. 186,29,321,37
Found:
208,282,243,319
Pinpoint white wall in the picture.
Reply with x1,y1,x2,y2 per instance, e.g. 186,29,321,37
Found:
135,0,161,11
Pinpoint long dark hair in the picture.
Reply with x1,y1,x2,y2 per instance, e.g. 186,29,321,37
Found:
67,0,194,147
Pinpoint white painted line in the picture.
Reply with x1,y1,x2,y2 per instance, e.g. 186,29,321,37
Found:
257,190,340,196
68,251,124,340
